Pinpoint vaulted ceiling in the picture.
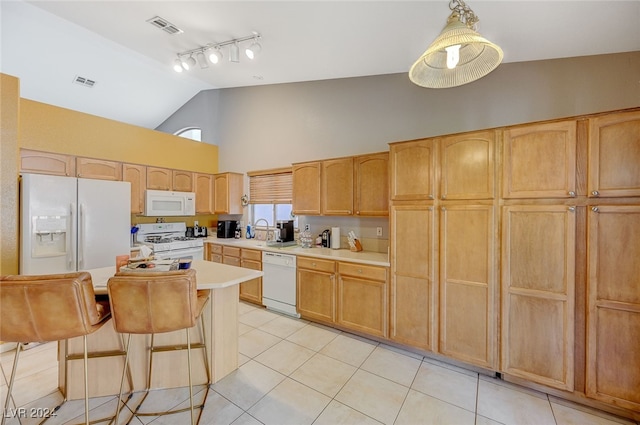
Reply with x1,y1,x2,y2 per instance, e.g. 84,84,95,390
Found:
2,1,639,129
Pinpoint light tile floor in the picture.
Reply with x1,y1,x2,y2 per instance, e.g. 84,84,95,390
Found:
1,302,638,425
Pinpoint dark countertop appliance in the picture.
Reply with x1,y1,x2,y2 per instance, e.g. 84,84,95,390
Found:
217,220,238,239
276,220,295,243
321,229,331,248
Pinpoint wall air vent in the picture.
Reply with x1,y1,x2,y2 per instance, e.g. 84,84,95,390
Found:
73,76,96,88
146,16,183,35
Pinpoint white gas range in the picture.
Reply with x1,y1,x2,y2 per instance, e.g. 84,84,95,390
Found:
136,222,204,260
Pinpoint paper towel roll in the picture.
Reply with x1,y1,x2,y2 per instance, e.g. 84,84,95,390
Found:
331,227,340,249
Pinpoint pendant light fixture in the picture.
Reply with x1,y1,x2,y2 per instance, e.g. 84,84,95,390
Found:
409,0,503,88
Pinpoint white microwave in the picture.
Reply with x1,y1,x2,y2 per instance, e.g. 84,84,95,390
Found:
144,190,196,217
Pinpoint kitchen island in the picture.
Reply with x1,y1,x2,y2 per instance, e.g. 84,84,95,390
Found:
60,259,263,400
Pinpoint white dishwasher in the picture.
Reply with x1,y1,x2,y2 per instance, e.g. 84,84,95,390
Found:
262,251,299,318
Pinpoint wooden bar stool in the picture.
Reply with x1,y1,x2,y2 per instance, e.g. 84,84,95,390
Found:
0,272,132,425
107,269,210,425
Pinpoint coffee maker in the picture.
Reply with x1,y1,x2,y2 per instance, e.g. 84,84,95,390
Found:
217,220,238,238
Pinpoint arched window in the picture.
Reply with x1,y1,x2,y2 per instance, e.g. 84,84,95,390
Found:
175,127,202,142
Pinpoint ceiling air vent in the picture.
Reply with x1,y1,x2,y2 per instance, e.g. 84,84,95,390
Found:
146,16,183,35
73,76,96,88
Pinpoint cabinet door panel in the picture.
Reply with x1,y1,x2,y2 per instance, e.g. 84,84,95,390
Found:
147,167,172,190
123,164,146,214
390,139,436,201
390,205,436,351
76,157,122,180
292,162,321,215
503,121,576,198
586,205,640,410
440,205,497,369
173,170,194,192
441,131,495,200
240,258,262,305
588,110,640,198
195,173,213,214
501,205,575,391
337,275,387,338
322,157,354,215
297,268,335,323
355,153,389,216
20,149,75,176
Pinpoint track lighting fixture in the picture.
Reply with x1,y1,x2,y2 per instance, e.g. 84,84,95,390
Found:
173,32,262,72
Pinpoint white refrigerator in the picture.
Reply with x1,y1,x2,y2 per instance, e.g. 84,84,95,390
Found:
20,173,131,274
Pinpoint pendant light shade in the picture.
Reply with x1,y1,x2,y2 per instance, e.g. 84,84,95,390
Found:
409,2,503,89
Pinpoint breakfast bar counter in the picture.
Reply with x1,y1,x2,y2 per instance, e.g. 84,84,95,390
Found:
60,260,263,400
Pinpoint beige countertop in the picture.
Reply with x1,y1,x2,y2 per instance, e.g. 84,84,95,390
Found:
86,259,264,293
204,236,390,267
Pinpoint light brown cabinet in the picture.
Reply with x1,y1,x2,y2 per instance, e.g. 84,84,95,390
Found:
588,110,640,198
389,204,436,351
20,149,75,176
172,170,195,192
240,249,263,305
322,157,354,215
123,164,146,214
390,138,436,201
292,162,322,215
337,262,388,338
586,205,640,411
354,152,389,216
147,167,172,190
503,120,577,199
501,205,576,391
440,130,495,200
76,157,122,180
296,256,336,324
439,204,497,369
195,173,214,214
207,243,223,264
214,172,243,215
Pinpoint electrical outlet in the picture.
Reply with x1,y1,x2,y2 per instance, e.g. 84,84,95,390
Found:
304,224,310,231
376,227,383,237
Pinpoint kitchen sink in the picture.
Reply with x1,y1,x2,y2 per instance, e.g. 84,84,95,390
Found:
265,241,298,249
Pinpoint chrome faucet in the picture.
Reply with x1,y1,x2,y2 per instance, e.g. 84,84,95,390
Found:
253,219,273,241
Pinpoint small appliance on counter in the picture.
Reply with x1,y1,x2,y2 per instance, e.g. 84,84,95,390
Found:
276,220,295,243
194,226,208,237
217,220,238,238
321,229,331,248
185,226,195,238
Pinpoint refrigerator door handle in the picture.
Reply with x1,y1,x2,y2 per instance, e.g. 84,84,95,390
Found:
78,203,85,269
69,203,76,270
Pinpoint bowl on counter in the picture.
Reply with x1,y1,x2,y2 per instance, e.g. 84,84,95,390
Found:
178,259,192,270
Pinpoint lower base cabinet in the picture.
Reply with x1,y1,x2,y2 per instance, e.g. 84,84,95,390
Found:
240,249,262,305
296,257,336,323
337,262,388,338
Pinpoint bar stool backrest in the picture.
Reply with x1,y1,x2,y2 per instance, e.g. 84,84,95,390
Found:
0,272,108,343
107,269,198,334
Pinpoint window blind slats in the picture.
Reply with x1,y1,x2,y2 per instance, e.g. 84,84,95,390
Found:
248,171,293,204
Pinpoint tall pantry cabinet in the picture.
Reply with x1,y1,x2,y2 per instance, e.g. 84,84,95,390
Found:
585,111,640,411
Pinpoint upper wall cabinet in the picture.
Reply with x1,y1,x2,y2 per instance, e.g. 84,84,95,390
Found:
292,161,322,215
20,149,75,177
441,131,495,200
503,120,577,199
76,157,122,181
172,170,195,192
123,164,146,214
390,138,436,201
355,152,389,216
322,157,354,215
588,110,640,198
195,173,214,214
214,172,243,215
146,167,172,190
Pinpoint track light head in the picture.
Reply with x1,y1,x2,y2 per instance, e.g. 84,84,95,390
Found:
245,40,262,60
173,58,183,73
230,42,240,63
196,51,209,69
208,47,222,64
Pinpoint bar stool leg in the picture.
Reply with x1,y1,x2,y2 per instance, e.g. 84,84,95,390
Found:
114,334,132,425
2,343,23,425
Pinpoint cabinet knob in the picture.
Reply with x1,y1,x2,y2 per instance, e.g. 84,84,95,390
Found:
358,269,363,274
312,262,316,267
568,191,576,197
356,211,360,215
428,195,434,200
441,195,447,200
568,206,575,212
592,207,599,212
441,206,446,211
591,190,600,197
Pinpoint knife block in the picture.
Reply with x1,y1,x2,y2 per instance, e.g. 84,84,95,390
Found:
350,239,363,252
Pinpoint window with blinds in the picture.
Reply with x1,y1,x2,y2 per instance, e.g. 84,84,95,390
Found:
247,167,292,204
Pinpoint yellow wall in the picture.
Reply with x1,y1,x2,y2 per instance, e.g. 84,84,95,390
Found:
20,99,218,173
0,74,20,275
